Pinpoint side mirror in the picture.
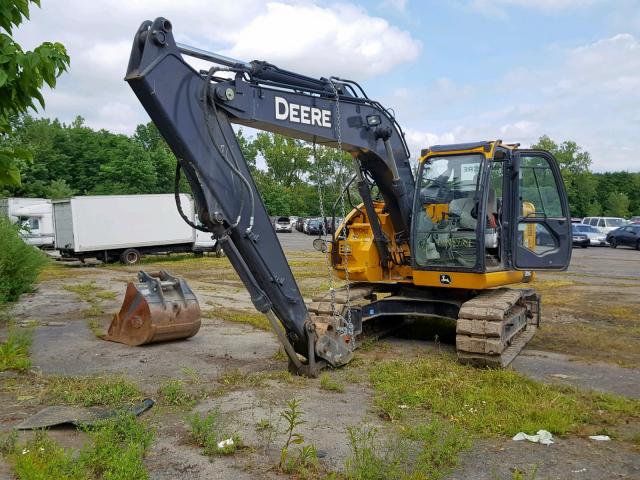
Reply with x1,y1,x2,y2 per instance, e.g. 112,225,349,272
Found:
312,238,328,253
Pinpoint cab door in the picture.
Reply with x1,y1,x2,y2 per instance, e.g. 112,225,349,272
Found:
511,150,571,270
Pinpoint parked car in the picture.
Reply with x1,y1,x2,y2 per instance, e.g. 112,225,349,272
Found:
306,218,325,235
571,224,589,248
581,216,626,234
274,216,292,233
629,216,640,224
303,218,312,234
606,224,640,250
572,224,607,246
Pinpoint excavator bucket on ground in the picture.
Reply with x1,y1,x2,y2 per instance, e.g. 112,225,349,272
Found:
105,270,201,346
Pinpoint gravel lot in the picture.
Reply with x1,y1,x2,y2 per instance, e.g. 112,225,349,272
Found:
1,231,638,479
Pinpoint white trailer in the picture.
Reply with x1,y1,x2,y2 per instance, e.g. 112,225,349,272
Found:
0,197,55,248
53,194,219,264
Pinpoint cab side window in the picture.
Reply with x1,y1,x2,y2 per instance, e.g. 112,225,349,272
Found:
519,156,562,218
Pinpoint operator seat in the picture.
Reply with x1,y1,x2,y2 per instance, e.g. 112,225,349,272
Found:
448,189,498,231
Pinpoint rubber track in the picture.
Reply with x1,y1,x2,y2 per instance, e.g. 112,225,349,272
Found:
456,288,539,367
306,283,375,329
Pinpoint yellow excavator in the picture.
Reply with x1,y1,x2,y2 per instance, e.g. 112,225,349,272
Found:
120,17,571,376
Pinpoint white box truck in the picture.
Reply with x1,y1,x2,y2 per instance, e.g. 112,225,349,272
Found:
0,197,55,248
53,194,219,264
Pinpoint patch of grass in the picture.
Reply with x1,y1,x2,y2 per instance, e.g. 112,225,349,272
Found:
403,419,470,478
204,303,271,331
78,413,153,479
271,347,288,361
42,375,143,407
216,368,305,392
63,282,113,336
187,409,242,456
532,279,578,290
0,328,32,373
63,281,101,300
510,466,539,480
7,414,153,480
344,419,469,480
320,372,345,393
181,366,201,384
38,262,85,282
531,323,640,367
0,430,18,455
158,380,195,407
95,290,117,301
87,319,105,337
344,426,403,480
9,430,84,479
82,304,103,317
358,337,379,352
370,355,640,435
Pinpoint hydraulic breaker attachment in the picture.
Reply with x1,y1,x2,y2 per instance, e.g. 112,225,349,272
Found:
105,270,201,346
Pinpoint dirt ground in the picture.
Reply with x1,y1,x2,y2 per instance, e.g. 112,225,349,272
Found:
1,232,639,479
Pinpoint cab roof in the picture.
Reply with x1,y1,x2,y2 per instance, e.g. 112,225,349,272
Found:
419,140,521,163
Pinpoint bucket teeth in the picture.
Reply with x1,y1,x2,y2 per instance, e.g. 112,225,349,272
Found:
105,270,201,346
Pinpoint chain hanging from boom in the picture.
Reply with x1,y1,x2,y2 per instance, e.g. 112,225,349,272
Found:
329,80,353,340
310,80,354,343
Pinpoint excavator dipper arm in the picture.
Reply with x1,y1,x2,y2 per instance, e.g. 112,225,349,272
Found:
125,17,414,373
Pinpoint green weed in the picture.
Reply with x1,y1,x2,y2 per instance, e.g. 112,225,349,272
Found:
77,413,153,478
8,414,153,480
0,328,32,372
187,410,241,455
62,281,100,299
0,430,18,455
319,372,345,393
344,426,403,480
95,290,117,301
158,380,195,407
82,304,103,317
203,303,271,331
344,420,469,480
510,465,539,480
278,399,320,476
10,431,83,480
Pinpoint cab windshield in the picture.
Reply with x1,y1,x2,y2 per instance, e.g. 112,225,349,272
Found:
413,154,485,268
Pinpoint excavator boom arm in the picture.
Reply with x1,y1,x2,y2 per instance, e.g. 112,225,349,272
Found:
125,18,414,369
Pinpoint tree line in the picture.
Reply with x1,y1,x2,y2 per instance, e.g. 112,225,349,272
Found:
531,136,639,218
0,115,354,217
0,116,638,218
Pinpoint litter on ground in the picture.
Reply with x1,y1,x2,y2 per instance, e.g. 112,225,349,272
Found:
512,430,554,445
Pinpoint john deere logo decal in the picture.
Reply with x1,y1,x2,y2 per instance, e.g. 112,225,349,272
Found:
439,274,452,285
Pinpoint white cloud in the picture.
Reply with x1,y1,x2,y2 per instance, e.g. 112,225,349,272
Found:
226,3,420,79
13,0,420,133
402,33,640,171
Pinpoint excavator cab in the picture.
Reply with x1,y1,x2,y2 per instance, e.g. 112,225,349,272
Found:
412,141,571,287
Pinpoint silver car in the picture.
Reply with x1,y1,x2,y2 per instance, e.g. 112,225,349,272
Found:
573,224,607,246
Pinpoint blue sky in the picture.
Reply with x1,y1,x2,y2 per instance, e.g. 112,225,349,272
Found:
15,0,640,171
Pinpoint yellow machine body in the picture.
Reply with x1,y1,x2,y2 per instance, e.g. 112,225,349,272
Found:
331,141,536,290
